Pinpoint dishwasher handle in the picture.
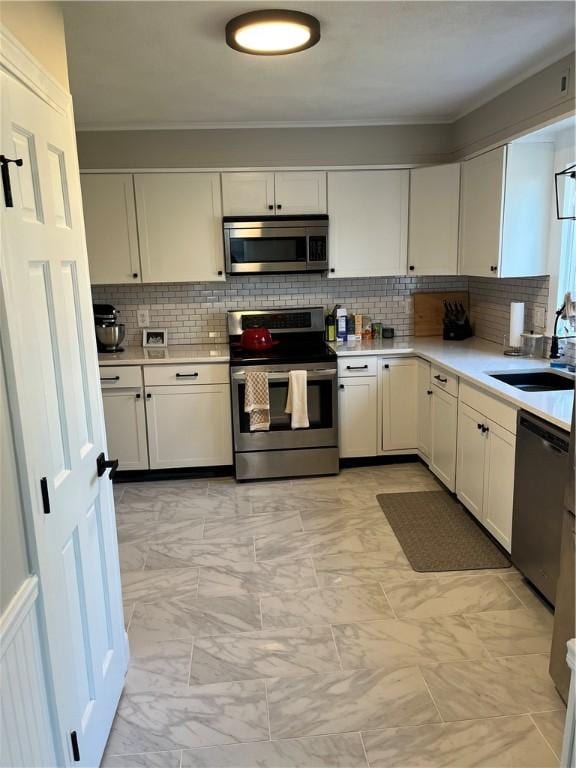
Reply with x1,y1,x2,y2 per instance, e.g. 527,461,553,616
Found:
519,414,569,454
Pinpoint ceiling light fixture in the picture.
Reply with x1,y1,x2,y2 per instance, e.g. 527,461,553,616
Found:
225,10,320,56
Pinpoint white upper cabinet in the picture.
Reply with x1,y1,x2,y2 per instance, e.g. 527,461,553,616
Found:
221,171,327,216
221,172,275,216
81,173,141,284
134,173,225,283
274,172,327,215
328,170,409,278
408,163,460,275
459,143,553,278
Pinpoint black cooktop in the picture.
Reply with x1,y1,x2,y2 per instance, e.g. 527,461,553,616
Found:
229,340,337,367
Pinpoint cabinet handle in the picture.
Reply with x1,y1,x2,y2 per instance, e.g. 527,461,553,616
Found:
427,389,433,395
217,270,223,276
276,203,282,210
40,477,51,515
70,730,80,762
481,424,489,433
132,272,139,279
176,372,199,378
346,364,368,370
339,384,344,389
477,423,483,430
409,265,415,271
146,392,152,399
434,375,448,383
135,393,141,400
490,265,498,272
100,376,120,382
330,268,335,273
268,204,274,210
384,364,389,369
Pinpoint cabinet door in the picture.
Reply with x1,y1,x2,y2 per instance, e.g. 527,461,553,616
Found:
416,359,432,459
483,420,515,552
328,171,409,277
101,389,149,470
274,171,327,215
135,173,224,283
221,172,275,216
408,164,460,275
80,173,141,284
381,359,418,451
459,146,506,277
146,385,232,469
456,402,487,520
430,387,457,491
339,377,378,458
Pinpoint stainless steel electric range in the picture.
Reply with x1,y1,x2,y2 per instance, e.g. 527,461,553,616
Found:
228,307,339,481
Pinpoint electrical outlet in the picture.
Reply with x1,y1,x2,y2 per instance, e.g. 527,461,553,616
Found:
533,306,546,329
559,68,570,96
137,307,150,328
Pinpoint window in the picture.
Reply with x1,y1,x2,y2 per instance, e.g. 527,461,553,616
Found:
555,166,575,337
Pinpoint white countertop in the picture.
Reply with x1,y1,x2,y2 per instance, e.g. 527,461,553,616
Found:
98,344,230,365
332,337,574,431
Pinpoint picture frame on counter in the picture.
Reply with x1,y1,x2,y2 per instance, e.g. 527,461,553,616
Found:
143,328,168,347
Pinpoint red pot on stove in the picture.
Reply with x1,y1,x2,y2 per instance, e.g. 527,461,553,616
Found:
240,327,278,351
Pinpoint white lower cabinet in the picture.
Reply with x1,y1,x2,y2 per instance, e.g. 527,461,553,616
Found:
338,376,378,458
146,384,232,469
429,385,458,491
416,359,432,459
381,358,418,451
101,389,149,470
456,400,515,552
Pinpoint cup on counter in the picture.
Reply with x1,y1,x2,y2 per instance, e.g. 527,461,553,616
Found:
371,322,383,340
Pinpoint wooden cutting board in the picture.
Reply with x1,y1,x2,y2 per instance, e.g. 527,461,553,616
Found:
413,291,469,337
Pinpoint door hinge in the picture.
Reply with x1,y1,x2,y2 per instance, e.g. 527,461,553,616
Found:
70,730,80,762
40,477,51,515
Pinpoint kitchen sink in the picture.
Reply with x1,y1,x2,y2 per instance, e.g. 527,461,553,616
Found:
489,370,575,392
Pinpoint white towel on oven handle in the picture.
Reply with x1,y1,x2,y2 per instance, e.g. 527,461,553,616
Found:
285,370,309,429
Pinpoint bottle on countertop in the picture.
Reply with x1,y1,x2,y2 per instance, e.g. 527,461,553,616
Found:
335,306,348,343
325,314,336,342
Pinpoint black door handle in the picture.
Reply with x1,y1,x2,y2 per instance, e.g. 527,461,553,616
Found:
96,452,119,479
0,155,23,208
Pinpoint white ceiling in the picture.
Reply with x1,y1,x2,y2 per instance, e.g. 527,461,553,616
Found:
63,1,575,130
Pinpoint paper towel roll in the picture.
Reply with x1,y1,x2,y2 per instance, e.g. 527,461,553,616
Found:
509,302,525,348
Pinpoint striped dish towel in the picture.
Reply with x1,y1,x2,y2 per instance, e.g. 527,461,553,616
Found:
244,371,270,431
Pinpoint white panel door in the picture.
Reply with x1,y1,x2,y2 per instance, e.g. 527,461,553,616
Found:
102,389,149,471
430,387,457,491
381,359,418,451
80,173,141,284
328,171,409,277
146,385,233,469
135,173,225,283
1,72,127,766
483,420,515,552
416,359,432,459
459,146,506,277
338,377,378,458
456,402,487,520
274,171,327,214
221,172,275,216
408,163,460,275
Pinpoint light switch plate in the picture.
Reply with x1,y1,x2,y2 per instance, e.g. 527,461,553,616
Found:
137,307,150,328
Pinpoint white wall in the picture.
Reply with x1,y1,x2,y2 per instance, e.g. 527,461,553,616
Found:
0,340,30,613
0,1,69,89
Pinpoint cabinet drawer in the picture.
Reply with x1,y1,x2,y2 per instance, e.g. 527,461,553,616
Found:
99,365,142,388
143,363,229,386
431,365,458,397
338,357,377,377
459,381,517,434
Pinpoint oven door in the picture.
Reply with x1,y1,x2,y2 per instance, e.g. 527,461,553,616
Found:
224,226,328,274
231,364,338,452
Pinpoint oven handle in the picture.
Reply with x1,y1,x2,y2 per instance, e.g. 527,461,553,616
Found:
232,369,337,382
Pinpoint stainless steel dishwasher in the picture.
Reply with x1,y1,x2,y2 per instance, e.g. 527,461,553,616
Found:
512,411,570,606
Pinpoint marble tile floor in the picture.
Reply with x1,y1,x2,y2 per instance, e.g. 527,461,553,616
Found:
105,464,566,768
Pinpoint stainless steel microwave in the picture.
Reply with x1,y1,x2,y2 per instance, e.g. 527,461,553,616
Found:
223,215,329,275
